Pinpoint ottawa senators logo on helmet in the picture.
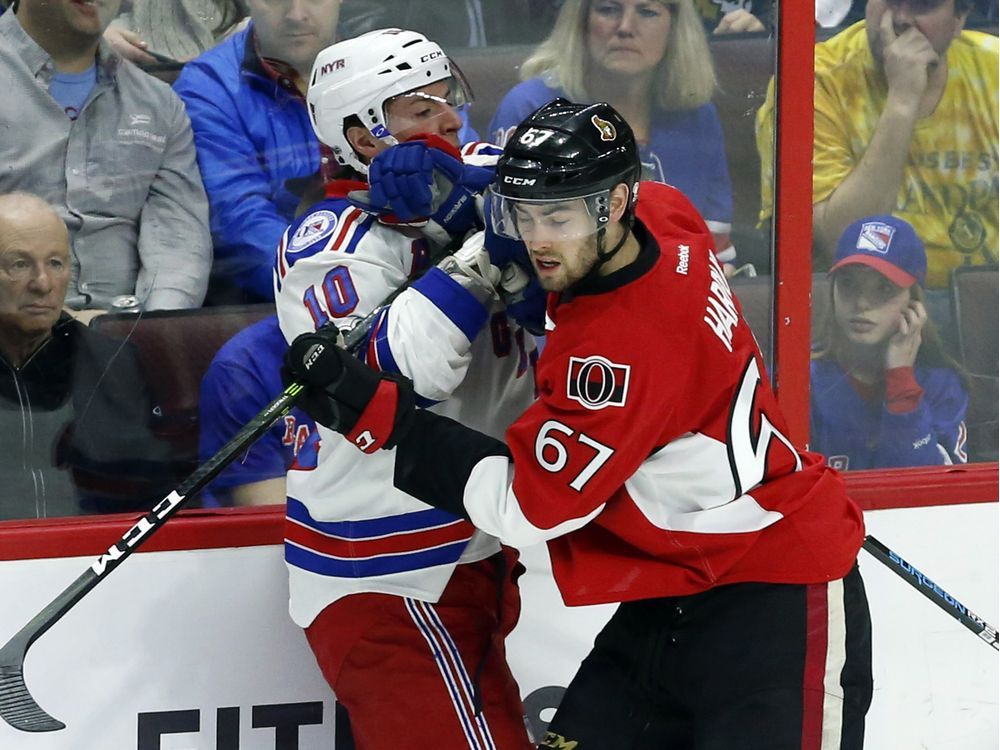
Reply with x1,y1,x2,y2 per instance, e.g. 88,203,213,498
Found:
567,356,630,410
591,114,617,142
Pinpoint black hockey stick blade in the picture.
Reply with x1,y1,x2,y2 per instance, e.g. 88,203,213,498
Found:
863,535,999,652
0,383,304,732
0,627,64,731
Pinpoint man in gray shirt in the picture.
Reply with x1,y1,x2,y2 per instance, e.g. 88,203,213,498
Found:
0,0,211,314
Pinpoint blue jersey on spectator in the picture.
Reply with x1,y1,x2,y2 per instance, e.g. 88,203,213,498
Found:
199,315,317,507
488,77,733,235
810,359,968,471
175,25,477,304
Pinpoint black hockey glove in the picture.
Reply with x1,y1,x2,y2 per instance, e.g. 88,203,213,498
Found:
284,326,416,453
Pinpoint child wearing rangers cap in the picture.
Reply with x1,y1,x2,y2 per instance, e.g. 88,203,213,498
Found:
811,215,970,469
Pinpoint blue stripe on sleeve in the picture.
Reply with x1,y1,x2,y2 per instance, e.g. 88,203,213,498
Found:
342,213,375,255
410,267,489,342
356,308,439,408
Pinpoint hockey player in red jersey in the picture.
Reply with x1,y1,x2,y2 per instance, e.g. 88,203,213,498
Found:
285,99,874,749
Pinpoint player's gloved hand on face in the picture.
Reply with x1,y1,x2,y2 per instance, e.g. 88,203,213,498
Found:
349,134,493,235
283,325,416,454
499,263,548,337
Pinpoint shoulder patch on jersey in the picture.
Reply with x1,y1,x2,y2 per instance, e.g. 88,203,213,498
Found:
290,210,338,252
567,355,630,410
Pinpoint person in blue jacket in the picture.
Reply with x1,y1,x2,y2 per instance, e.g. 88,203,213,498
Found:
488,0,737,265
174,1,477,306
199,315,318,507
810,215,969,470
173,1,342,305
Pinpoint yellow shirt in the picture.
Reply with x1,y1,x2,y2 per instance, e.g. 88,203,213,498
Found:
756,22,999,288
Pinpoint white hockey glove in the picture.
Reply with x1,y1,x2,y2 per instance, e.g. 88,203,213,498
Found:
437,230,501,305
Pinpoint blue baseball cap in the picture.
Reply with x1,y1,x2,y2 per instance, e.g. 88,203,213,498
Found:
831,215,927,288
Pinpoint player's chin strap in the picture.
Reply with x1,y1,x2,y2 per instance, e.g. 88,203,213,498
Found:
575,190,637,287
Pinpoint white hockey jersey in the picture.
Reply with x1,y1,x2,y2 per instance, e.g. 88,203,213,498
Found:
274,158,537,627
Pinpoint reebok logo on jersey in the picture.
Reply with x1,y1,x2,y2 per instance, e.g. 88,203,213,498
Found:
567,355,630,410
676,244,690,275
290,210,338,252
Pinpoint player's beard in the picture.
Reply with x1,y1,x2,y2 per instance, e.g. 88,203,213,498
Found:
534,234,601,292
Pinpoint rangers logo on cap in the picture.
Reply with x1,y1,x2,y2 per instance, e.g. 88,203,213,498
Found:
567,355,630,410
290,210,338,252
856,221,895,255
591,114,617,142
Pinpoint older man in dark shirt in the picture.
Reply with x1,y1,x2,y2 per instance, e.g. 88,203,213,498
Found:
0,192,170,520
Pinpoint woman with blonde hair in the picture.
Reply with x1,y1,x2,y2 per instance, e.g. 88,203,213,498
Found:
488,0,736,260
811,215,969,469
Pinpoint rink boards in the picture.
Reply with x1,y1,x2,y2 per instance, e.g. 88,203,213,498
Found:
0,501,996,749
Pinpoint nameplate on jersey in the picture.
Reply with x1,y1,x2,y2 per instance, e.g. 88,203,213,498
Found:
567,355,630,410
290,210,338,252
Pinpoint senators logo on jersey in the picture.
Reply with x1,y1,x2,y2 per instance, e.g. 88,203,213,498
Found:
567,355,630,410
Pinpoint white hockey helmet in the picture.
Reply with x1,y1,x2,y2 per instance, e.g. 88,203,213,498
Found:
307,28,473,174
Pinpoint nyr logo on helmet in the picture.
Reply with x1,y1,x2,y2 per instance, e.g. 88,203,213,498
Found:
857,221,895,255
567,356,630,410
290,210,338,252
318,58,346,77
591,115,617,142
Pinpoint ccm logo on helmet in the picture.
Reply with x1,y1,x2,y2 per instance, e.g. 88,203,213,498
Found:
503,176,537,186
420,50,444,62
567,355,630,410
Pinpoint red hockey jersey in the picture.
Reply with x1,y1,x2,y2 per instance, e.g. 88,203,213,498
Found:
461,181,865,606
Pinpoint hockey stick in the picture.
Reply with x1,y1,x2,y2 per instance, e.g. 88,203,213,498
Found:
0,238,462,732
0,380,303,732
863,535,999,652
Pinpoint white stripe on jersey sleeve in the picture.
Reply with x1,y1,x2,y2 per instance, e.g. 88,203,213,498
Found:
625,432,784,534
463,455,606,548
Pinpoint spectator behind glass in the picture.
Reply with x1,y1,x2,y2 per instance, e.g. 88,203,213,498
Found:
0,193,171,521
811,215,969,470
337,0,557,47
198,315,316,507
105,0,247,65
693,0,771,34
756,0,998,321
173,0,343,306
489,0,737,266
0,0,212,319
816,0,997,31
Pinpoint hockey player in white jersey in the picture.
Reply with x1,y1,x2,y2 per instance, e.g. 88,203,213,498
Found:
273,28,537,750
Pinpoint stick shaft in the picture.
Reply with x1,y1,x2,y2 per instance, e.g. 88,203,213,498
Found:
862,535,999,651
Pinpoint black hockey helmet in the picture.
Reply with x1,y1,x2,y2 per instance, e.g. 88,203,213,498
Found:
489,99,641,263
494,99,639,202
